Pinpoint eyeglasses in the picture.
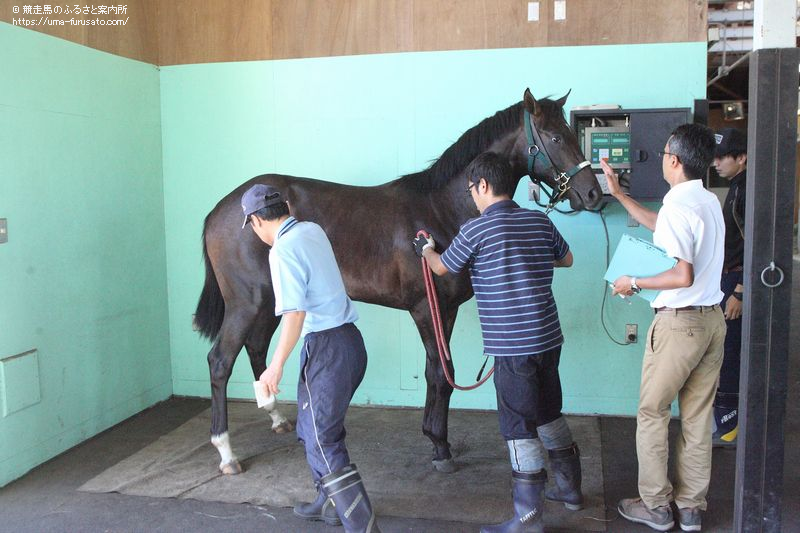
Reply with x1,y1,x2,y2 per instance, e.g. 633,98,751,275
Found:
466,182,476,195
657,150,681,162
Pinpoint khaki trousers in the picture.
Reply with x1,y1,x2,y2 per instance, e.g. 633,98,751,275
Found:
637,306,726,510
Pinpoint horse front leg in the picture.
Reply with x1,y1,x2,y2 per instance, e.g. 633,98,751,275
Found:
208,309,254,475
411,302,457,473
244,310,294,434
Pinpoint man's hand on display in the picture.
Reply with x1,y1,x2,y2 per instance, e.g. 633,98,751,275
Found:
600,158,622,197
612,275,635,297
725,294,743,320
413,233,435,257
259,362,283,396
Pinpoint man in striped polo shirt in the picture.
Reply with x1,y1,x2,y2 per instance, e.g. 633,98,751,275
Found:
413,152,582,533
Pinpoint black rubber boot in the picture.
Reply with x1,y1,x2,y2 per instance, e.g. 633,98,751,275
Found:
480,470,546,533
321,464,381,533
545,442,584,510
293,482,342,526
712,392,738,448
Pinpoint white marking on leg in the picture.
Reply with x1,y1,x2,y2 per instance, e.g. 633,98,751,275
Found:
264,405,289,429
210,432,238,469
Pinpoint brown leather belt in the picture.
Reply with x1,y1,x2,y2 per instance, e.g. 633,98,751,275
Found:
655,304,720,314
722,266,743,273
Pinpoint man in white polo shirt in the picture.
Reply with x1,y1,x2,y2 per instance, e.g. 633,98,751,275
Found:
600,123,726,532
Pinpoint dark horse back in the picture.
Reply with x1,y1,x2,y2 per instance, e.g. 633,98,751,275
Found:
193,174,289,341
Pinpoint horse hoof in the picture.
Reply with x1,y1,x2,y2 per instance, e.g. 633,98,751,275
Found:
220,460,243,475
432,458,458,473
273,420,295,434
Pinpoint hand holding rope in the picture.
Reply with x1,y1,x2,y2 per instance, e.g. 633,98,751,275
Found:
416,230,493,391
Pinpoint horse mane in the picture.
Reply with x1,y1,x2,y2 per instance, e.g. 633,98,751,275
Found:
400,97,566,190
400,101,523,190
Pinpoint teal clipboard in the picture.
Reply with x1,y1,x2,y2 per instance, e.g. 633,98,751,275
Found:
604,234,678,302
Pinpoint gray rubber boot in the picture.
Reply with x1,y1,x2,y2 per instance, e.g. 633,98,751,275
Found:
321,464,381,533
480,470,546,533
293,482,342,526
545,442,584,510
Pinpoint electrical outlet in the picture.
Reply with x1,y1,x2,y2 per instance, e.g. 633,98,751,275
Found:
626,324,638,344
0,218,7,244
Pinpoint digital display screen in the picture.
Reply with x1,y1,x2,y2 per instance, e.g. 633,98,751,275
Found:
585,128,631,169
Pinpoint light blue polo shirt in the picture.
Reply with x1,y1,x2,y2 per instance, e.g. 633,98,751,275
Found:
268,217,358,336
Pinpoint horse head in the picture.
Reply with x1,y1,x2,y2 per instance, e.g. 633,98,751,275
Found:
521,88,603,211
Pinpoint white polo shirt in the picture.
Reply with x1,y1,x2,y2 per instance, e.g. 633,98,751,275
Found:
651,179,725,309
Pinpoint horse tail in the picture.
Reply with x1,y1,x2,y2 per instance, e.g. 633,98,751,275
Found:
195,216,225,340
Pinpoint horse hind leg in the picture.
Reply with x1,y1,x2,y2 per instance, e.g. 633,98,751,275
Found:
208,307,258,475
244,310,294,434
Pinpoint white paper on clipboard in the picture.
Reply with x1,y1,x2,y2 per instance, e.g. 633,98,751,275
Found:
604,234,678,302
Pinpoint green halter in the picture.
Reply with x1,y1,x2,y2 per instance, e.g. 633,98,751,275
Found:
524,110,591,213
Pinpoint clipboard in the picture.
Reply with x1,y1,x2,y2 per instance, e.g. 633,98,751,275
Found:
604,234,677,302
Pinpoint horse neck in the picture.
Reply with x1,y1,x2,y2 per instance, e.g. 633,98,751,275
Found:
430,126,528,215
428,157,527,237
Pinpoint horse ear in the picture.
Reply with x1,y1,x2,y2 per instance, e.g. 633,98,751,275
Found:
523,88,541,116
555,89,572,108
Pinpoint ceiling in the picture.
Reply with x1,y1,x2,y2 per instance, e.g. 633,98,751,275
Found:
706,1,800,108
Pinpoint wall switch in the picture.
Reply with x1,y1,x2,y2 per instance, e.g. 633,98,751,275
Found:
626,324,638,344
554,0,566,20
191,314,200,331
527,2,540,21
627,213,639,227
0,219,7,244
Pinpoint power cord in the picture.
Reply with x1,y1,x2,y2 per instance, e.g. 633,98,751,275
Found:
597,209,632,346
534,175,634,345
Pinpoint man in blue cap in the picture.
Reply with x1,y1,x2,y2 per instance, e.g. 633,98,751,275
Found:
711,128,748,447
241,183,381,533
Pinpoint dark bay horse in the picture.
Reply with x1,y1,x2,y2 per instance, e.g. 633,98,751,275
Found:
195,89,603,474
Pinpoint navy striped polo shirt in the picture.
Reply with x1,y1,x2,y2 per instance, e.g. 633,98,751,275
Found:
440,200,569,357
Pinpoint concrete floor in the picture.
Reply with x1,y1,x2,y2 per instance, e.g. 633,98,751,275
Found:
1,262,798,532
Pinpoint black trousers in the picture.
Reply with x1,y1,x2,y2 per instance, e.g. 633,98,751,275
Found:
719,271,743,394
493,346,564,440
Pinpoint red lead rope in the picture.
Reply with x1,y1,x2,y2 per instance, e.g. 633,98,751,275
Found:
417,230,494,391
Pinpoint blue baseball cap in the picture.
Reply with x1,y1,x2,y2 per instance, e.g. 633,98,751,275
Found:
241,184,283,228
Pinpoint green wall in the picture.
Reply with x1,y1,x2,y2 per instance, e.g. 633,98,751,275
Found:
161,43,707,414
0,23,171,487
0,27,706,487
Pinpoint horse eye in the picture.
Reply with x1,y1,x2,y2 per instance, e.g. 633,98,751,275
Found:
552,136,561,143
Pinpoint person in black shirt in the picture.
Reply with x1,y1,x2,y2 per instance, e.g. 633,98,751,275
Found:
711,128,747,447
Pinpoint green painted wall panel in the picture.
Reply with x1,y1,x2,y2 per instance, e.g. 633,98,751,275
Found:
0,23,171,487
162,43,707,414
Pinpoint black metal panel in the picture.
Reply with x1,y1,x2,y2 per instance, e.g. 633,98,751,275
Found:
735,47,800,533
570,107,690,202
628,109,690,200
